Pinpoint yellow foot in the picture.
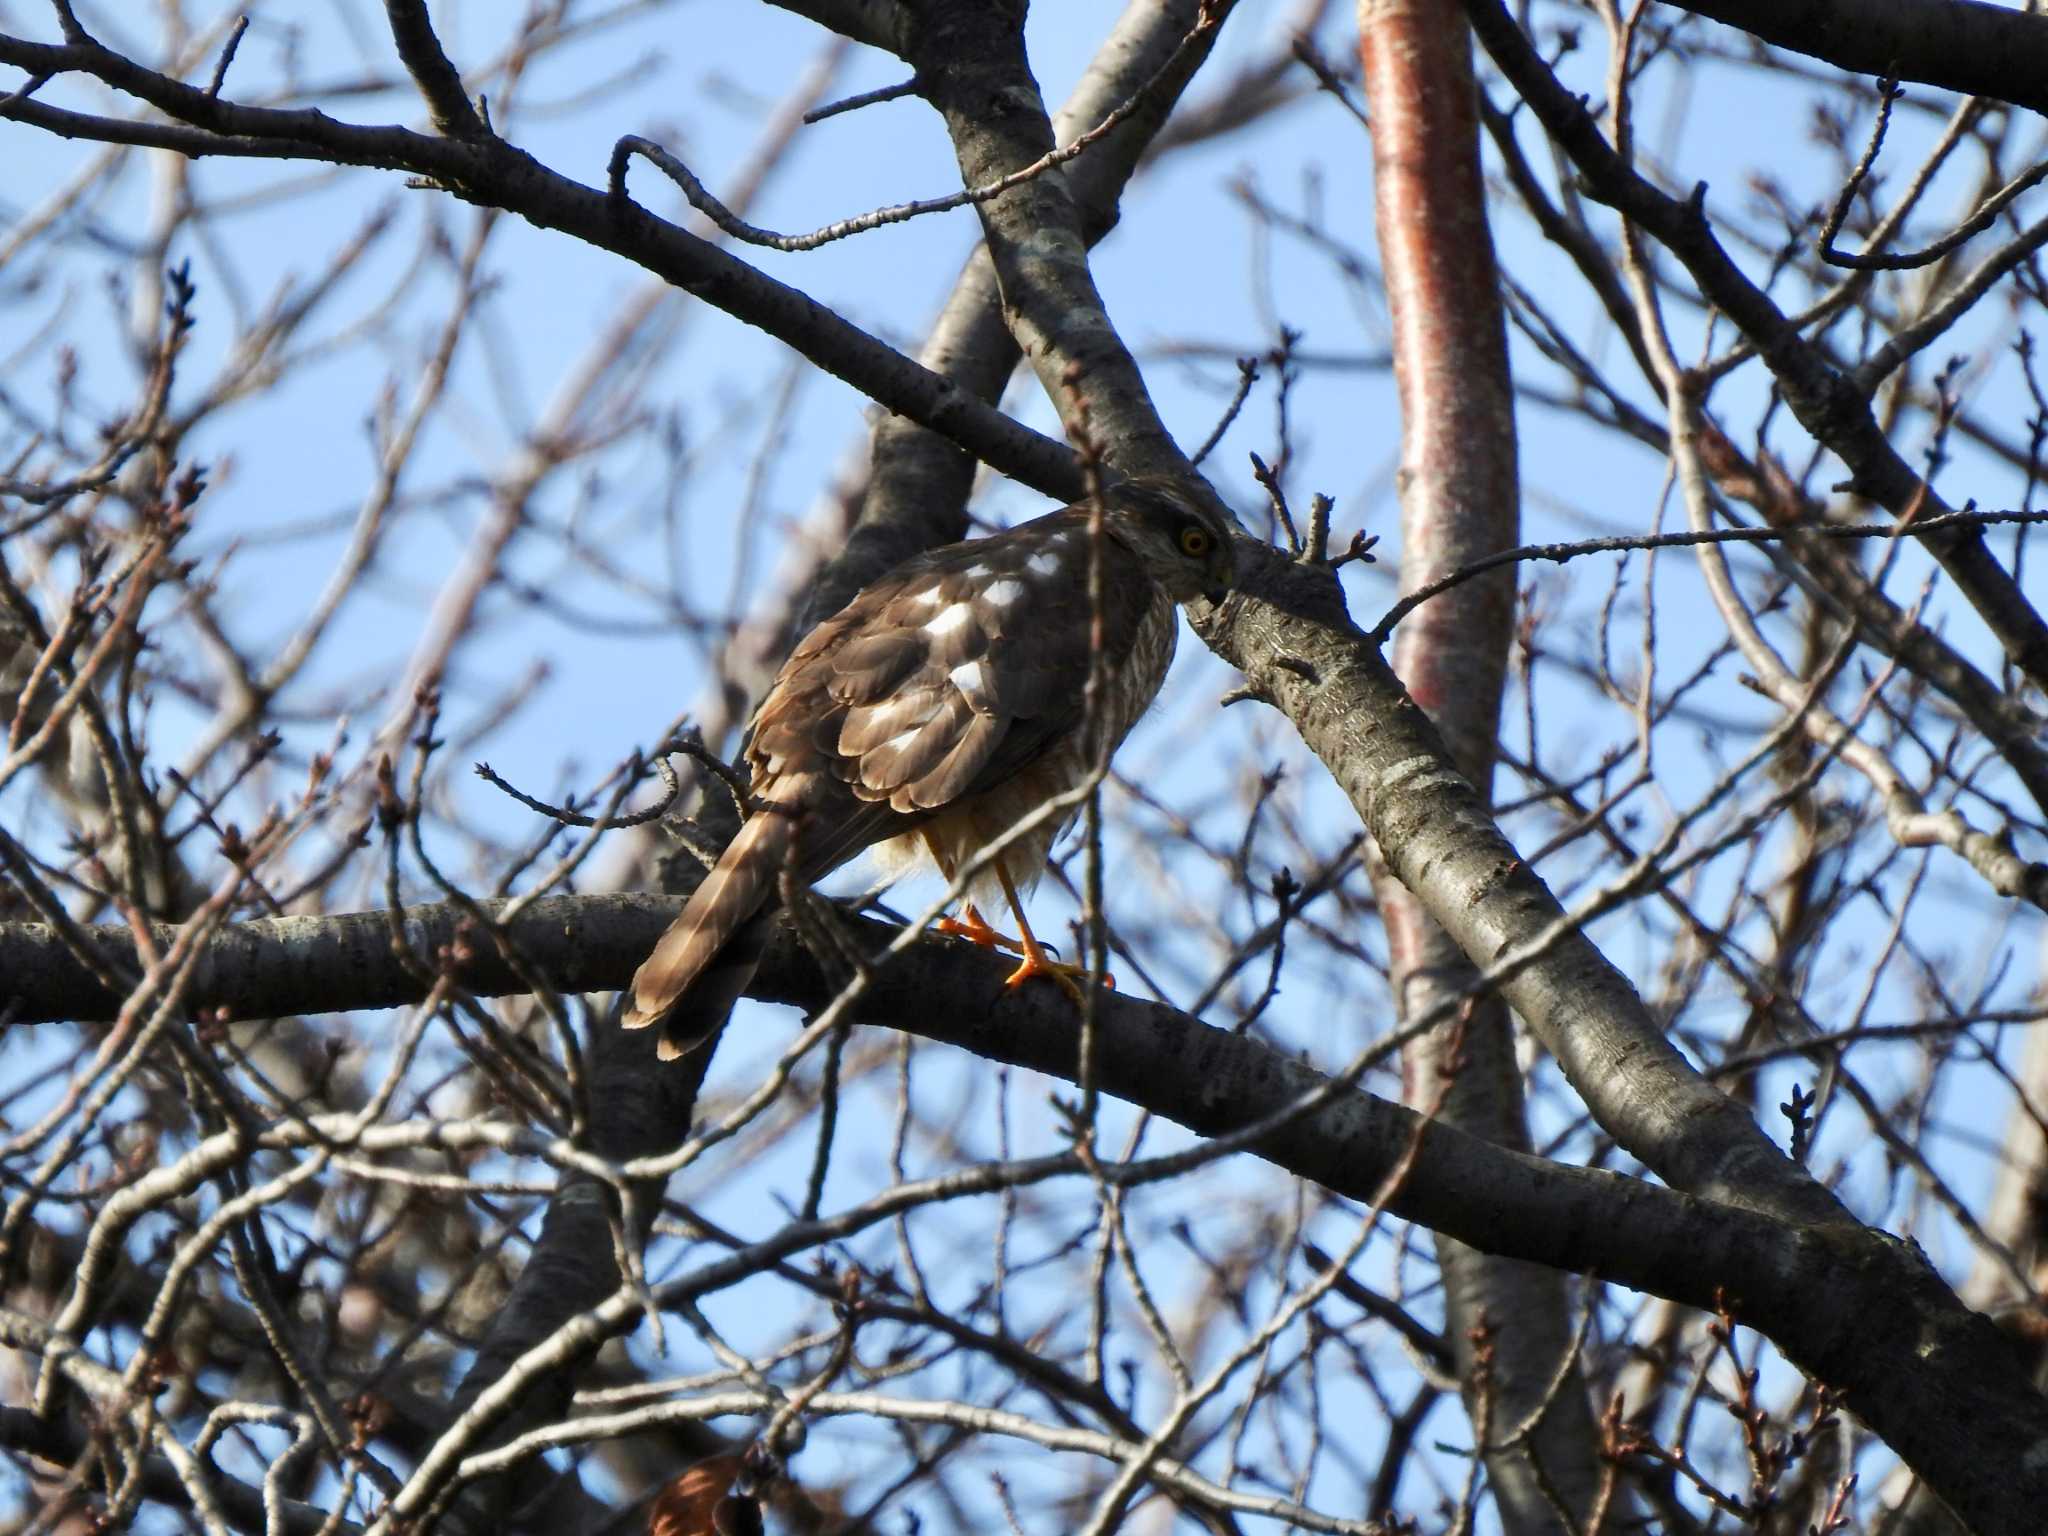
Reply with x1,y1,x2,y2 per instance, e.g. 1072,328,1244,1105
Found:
1002,946,1115,1003
936,905,1025,954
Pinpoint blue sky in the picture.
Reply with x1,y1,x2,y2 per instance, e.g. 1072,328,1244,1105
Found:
5,2,2047,1527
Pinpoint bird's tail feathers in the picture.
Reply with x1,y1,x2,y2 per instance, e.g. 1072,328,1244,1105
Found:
623,809,793,1058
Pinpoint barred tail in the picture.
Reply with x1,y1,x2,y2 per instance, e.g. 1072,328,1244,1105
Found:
623,809,792,1059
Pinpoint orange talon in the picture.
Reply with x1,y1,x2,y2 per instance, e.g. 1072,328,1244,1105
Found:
1001,942,1091,1003
922,836,1114,1002
989,864,1112,1003
934,905,1025,954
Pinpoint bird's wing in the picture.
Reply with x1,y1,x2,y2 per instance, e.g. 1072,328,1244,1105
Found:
811,513,1153,815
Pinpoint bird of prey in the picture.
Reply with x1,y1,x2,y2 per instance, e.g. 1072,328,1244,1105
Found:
623,475,1239,1059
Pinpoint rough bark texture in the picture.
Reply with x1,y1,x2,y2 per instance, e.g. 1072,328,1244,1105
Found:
436,1013,713,1536
905,5,1189,475
803,0,1236,629
1194,546,1838,1224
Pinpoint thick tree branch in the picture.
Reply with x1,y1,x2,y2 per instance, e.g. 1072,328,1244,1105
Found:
1664,0,2048,117
381,0,485,139
904,3,1198,471
885,0,1836,1255
762,0,912,56
439,1000,712,1536
802,0,1239,629
1203,557,1844,1232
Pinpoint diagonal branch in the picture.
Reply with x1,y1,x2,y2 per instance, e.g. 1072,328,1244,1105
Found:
904,4,1202,471
887,0,1837,1238
762,0,913,56
1664,0,2048,117
382,0,486,139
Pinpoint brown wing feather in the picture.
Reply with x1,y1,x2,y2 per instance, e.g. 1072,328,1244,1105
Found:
796,511,1152,816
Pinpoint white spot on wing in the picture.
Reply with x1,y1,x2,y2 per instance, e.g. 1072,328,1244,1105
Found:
963,563,992,579
1026,551,1062,577
903,586,943,614
983,579,1027,611
924,603,974,637
948,660,988,701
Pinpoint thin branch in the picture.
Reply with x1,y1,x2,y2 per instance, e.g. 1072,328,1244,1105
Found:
203,15,247,99
382,0,487,138
1812,80,2048,272
1371,508,2048,642
1191,356,1260,465
607,2,1222,254
473,753,683,830
802,74,918,123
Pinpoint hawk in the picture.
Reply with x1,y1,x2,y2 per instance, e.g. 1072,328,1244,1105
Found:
624,475,1239,1059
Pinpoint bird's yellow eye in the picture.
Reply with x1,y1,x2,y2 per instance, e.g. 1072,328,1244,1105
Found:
1179,526,1212,557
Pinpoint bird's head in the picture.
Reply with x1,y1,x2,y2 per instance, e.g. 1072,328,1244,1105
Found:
1096,475,1240,605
